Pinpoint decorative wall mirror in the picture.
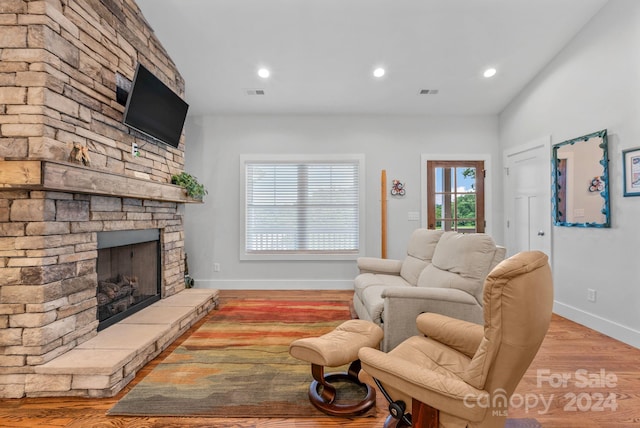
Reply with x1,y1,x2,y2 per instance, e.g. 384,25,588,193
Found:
552,129,610,227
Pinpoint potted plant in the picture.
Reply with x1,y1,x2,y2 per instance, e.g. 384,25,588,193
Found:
171,172,208,200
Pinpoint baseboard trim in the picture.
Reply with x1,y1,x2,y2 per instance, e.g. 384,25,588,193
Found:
554,301,640,349
193,279,354,290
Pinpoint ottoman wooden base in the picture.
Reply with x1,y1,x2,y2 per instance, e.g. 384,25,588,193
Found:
309,360,376,416
289,319,384,417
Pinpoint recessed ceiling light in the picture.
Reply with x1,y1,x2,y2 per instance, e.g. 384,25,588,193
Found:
258,68,270,78
483,68,497,78
373,67,385,78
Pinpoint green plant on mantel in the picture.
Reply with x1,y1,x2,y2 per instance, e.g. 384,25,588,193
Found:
171,172,208,200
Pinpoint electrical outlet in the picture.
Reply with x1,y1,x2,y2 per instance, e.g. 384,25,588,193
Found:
213,263,220,272
587,288,596,302
131,143,139,157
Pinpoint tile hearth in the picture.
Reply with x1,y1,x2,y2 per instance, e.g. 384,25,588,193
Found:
28,288,219,398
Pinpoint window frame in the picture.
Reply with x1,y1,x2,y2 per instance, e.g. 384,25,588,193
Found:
426,160,485,232
420,153,493,236
240,154,366,261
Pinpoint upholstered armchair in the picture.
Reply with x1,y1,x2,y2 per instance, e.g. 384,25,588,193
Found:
358,251,554,428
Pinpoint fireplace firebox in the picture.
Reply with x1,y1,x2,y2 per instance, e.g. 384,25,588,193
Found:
96,229,161,331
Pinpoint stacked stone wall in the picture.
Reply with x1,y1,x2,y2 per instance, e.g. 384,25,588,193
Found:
0,0,185,181
0,0,189,398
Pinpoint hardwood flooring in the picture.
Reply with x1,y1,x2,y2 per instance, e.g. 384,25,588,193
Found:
0,290,639,427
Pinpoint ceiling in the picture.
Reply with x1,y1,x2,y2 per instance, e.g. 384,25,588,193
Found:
136,0,608,116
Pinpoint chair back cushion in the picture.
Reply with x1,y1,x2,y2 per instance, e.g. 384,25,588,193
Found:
462,251,553,393
416,232,501,302
399,229,444,285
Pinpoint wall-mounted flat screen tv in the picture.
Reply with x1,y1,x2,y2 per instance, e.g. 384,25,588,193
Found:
123,63,189,148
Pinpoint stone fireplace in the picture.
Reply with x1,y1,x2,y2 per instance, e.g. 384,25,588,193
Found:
0,0,216,398
96,229,161,330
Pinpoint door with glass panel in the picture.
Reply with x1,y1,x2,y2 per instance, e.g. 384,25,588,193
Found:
427,161,485,233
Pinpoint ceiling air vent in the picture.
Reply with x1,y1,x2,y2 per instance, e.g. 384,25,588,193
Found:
418,89,439,95
246,89,265,95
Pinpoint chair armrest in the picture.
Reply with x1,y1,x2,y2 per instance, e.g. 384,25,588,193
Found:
358,346,488,421
382,286,478,304
380,287,483,351
415,313,484,358
357,257,403,274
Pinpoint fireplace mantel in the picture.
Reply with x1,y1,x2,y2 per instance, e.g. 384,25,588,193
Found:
0,159,201,204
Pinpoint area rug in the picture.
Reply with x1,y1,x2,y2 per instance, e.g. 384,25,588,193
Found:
108,298,368,417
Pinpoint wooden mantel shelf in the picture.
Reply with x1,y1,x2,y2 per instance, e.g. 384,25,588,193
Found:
0,159,202,203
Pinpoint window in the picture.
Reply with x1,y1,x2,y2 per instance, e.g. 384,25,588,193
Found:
241,155,364,260
427,160,485,233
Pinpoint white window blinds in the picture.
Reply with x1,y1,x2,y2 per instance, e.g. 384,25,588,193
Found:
244,158,361,256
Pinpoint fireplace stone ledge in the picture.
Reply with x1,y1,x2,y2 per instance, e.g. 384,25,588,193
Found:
28,288,219,398
0,159,204,204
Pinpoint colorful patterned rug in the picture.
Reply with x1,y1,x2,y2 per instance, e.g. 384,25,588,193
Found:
108,298,367,417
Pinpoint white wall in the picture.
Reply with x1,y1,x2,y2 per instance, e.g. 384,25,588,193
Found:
500,0,640,347
184,114,499,289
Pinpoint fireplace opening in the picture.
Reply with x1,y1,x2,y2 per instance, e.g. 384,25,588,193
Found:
96,229,161,331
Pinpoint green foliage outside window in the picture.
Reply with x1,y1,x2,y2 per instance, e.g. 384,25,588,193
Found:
435,194,476,230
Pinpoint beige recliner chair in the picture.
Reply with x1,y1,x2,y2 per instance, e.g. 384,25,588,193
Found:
358,251,554,428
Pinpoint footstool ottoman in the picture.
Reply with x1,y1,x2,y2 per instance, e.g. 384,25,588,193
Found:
289,319,384,416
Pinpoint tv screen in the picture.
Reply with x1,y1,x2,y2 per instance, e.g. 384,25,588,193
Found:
123,63,189,148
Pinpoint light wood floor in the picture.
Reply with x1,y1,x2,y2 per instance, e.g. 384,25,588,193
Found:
0,290,639,427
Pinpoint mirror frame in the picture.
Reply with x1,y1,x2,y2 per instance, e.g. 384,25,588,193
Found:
552,129,610,228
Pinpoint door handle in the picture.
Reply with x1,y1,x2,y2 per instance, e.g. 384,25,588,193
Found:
537,230,545,236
